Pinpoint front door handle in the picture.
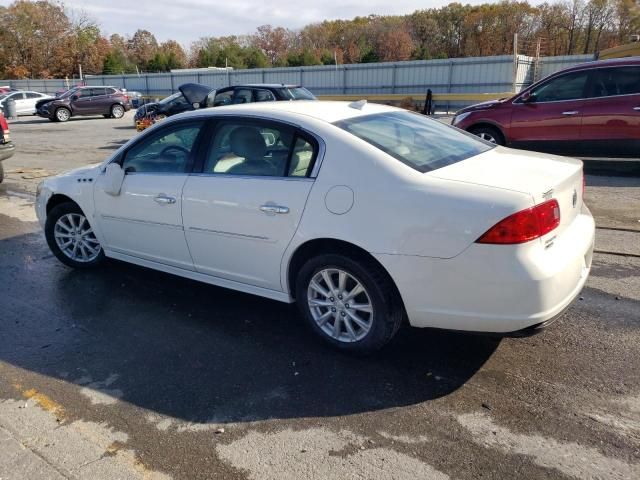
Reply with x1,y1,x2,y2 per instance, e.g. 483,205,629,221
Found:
562,111,579,115
260,205,289,215
154,194,176,205
633,107,640,111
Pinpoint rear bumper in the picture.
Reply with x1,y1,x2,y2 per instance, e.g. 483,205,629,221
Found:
0,141,15,161
375,206,595,333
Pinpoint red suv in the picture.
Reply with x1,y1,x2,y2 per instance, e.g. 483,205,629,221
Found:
0,111,15,183
453,57,640,157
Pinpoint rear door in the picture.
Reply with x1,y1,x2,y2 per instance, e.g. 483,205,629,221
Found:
509,70,589,149
182,117,320,291
89,87,109,113
24,92,43,114
580,66,640,156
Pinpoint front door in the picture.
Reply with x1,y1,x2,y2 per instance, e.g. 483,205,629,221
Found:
94,119,205,269
182,117,319,291
509,70,590,150
88,87,109,114
70,88,94,114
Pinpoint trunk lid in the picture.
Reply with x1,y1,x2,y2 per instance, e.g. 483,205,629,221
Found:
429,146,584,240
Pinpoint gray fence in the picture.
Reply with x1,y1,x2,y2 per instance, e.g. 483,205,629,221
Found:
0,53,594,109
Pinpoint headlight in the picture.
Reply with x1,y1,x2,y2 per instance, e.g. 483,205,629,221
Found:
452,112,471,125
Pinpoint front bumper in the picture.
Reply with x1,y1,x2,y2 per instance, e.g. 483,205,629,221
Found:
375,206,595,333
0,141,15,161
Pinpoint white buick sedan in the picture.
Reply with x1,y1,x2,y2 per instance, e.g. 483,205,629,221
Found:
36,101,595,352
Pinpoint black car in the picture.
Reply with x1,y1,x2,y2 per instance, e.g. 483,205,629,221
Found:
134,84,316,124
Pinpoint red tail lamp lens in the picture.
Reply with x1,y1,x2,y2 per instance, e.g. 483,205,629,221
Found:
477,199,560,244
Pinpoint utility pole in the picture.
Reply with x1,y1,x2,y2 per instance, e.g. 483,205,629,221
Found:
78,64,83,82
512,33,518,93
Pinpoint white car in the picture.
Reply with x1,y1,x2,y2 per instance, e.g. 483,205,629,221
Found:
0,91,52,115
35,101,595,352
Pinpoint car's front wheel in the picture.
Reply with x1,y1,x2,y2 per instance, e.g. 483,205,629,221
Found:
110,104,125,119
469,125,505,145
55,107,71,122
45,202,104,268
295,253,403,353
0,163,4,183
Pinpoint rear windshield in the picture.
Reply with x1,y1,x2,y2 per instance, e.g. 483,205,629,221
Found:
335,111,493,172
280,87,316,100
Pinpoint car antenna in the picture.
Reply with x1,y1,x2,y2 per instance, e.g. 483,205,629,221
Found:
348,99,367,110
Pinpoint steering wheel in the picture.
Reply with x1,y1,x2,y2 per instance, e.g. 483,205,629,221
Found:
160,145,190,157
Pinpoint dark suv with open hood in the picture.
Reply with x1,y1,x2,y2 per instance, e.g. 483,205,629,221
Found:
134,83,316,124
36,86,131,122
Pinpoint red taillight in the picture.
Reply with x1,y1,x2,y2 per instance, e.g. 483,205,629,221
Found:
476,199,560,245
582,174,586,197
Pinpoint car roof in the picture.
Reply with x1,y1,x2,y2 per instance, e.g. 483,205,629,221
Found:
231,84,301,88
562,56,640,74
184,100,400,124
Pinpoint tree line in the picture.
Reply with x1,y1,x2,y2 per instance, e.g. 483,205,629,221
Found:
0,0,637,79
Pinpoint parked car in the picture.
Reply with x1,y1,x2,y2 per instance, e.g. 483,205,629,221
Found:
134,83,316,125
36,86,131,122
0,91,52,115
35,101,594,353
452,57,640,157
0,111,15,183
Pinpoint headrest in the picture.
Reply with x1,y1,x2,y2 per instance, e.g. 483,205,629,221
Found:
230,127,266,160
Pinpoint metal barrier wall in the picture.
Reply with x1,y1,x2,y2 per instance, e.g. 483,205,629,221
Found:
0,54,593,111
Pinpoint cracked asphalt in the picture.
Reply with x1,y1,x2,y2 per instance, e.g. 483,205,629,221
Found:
0,113,639,479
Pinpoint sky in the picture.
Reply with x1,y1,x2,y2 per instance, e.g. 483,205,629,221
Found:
0,0,545,47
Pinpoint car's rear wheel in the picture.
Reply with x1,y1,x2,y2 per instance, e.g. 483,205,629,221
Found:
45,202,104,268
469,125,505,145
110,104,125,119
295,253,403,353
0,163,4,183
55,107,71,122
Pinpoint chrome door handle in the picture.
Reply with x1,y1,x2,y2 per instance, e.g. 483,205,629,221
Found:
562,111,579,115
260,205,289,215
633,107,640,111
154,194,176,204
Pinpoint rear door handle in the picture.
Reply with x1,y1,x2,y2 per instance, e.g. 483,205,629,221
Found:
154,194,176,205
562,111,579,115
260,205,289,215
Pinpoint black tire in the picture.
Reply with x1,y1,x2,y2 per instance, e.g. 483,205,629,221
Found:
55,107,71,122
469,125,505,145
45,201,105,269
0,163,4,183
295,253,403,353
110,104,125,119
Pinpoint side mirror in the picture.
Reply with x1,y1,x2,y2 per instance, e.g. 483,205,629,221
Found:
100,163,125,196
71,95,79,101
520,91,533,103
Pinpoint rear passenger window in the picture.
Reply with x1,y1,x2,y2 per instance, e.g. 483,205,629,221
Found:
203,120,318,178
589,67,640,98
255,90,276,102
232,89,253,104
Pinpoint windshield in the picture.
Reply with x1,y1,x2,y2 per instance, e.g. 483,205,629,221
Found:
159,92,184,105
59,88,79,98
281,87,316,100
335,111,493,173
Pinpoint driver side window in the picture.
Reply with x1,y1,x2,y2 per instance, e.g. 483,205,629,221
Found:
122,121,203,174
530,71,589,103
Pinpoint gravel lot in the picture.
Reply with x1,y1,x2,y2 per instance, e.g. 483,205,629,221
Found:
0,113,639,480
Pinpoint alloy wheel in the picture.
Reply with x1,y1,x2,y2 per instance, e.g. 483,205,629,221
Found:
307,268,374,343
54,213,101,263
112,105,124,118
477,132,497,144
56,108,70,122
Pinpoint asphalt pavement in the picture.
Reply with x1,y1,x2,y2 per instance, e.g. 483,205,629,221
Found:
0,113,639,479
